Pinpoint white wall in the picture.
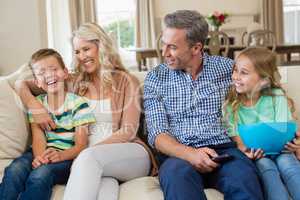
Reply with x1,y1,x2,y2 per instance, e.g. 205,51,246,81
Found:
154,0,260,18
153,0,262,45
0,0,47,76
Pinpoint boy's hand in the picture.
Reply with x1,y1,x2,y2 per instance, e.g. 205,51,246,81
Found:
32,155,49,169
43,148,63,163
243,148,264,160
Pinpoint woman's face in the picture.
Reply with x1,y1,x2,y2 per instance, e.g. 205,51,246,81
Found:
73,37,100,73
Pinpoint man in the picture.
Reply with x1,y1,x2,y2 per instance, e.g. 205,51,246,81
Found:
144,10,263,200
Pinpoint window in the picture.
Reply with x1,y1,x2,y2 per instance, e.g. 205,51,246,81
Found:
95,0,137,69
283,0,300,44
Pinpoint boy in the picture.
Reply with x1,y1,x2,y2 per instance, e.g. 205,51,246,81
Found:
0,49,95,200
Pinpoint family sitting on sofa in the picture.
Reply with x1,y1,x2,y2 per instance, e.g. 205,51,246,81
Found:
0,9,300,200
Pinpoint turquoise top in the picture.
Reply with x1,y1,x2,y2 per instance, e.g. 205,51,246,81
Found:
224,89,293,137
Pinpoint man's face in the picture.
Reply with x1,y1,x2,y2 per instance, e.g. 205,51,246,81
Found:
161,28,194,70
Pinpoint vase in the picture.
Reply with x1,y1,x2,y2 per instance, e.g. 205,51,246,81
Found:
212,26,220,32
208,30,221,55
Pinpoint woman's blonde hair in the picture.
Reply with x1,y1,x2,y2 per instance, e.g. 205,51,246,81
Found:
72,23,127,96
223,47,297,128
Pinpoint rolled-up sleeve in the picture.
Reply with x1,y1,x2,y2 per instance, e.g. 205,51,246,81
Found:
144,72,169,148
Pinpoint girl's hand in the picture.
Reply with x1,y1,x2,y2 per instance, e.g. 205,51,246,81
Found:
244,148,264,160
296,149,300,160
285,131,300,152
42,148,63,163
29,101,56,131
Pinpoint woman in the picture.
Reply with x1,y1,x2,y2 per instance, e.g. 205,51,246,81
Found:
16,23,154,200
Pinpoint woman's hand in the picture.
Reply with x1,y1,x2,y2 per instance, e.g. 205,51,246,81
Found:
29,101,56,131
243,148,264,160
285,131,300,152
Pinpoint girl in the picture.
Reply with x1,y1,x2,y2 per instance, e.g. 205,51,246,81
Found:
223,47,300,200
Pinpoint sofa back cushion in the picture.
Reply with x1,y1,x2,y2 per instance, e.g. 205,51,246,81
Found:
278,66,300,126
0,79,30,159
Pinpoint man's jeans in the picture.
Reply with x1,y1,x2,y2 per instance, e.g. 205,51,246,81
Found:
158,143,264,200
0,150,72,200
255,153,300,200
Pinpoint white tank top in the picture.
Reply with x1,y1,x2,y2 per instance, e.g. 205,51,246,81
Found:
87,99,113,146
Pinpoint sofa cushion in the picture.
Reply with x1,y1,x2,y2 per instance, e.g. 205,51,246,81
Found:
51,185,65,200
119,176,224,200
278,66,300,126
0,79,30,159
6,63,33,89
0,159,13,181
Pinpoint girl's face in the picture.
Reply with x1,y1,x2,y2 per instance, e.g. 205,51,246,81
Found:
73,37,100,73
232,55,263,96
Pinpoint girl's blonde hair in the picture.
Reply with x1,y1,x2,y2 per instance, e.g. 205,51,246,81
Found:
72,23,128,96
223,47,297,127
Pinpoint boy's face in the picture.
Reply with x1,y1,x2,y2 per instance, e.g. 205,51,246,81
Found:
32,56,68,94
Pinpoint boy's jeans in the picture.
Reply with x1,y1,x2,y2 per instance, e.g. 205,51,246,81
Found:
255,153,300,200
0,150,72,200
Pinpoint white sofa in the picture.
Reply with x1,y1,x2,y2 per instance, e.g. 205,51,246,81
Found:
0,64,299,200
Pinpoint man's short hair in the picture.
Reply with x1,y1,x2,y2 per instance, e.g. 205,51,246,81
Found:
164,10,208,46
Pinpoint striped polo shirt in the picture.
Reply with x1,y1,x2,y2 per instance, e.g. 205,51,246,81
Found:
28,93,96,150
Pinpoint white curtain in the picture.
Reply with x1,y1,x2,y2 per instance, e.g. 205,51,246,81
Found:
46,0,96,68
135,0,156,48
69,0,97,31
135,0,157,69
261,0,284,44
46,0,73,67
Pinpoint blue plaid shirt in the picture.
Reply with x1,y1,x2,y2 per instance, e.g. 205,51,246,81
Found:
144,54,234,148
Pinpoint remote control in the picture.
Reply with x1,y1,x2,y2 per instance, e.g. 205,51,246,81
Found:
211,154,233,163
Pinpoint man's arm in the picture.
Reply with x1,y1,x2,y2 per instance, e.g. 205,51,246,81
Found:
144,72,218,172
155,133,219,173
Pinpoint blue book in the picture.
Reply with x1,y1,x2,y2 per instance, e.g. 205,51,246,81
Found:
238,122,297,155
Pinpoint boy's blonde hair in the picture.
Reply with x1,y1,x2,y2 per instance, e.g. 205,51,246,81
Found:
223,47,297,128
29,48,66,77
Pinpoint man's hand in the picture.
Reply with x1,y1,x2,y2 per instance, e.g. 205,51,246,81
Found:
32,155,49,169
29,101,56,131
243,148,264,160
42,148,63,163
186,147,219,173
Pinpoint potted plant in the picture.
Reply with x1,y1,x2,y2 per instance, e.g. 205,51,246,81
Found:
207,11,229,31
